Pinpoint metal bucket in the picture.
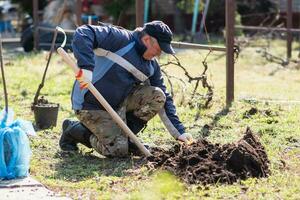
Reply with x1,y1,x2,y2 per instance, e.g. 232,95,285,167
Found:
32,103,59,129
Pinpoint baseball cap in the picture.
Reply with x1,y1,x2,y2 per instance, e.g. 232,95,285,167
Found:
143,21,175,54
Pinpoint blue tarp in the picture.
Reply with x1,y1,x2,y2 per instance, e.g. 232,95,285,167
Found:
0,109,34,180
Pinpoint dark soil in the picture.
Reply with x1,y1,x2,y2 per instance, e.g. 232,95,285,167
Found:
144,127,270,185
32,96,59,108
36,96,50,105
243,107,258,118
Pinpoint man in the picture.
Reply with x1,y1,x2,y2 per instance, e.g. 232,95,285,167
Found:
59,21,193,157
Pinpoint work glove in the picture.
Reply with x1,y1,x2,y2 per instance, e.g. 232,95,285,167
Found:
177,133,194,145
75,69,93,90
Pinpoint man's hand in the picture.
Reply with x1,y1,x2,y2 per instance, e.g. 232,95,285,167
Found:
177,133,194,145
75,69,93,89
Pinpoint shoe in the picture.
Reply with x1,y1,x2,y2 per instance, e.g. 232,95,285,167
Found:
59,119,93,151
59,119,79,151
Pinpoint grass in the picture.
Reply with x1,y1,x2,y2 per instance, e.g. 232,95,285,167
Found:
0,38,300,199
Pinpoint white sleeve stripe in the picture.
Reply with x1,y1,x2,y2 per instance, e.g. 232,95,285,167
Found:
159,108,181,139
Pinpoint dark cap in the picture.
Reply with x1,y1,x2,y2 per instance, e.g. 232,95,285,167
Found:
142,21,175,54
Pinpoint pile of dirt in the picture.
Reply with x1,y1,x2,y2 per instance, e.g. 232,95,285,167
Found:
145,127,270,184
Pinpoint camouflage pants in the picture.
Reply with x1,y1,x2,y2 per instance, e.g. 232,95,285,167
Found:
76,85,166,157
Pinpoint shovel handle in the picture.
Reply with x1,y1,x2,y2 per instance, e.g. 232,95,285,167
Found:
57,47,152,157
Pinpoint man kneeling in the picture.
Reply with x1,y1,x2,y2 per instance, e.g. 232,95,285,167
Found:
59,21,193,157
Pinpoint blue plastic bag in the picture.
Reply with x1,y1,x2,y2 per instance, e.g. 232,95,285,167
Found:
0,109,33,180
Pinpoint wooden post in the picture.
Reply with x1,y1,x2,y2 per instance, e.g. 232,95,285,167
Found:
136,0,144,27
287,0,293,59
225,0,235,107
33,0,39,50
76,0,82,26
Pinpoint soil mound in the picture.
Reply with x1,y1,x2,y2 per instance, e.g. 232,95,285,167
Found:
145,127,270,184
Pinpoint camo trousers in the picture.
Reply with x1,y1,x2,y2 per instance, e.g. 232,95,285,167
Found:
75,85,166,157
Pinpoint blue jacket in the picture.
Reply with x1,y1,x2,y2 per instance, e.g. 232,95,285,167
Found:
71,24,185,136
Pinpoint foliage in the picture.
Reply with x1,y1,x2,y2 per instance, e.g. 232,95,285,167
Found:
176,0,205,14
237,0,278,26
237,0,277,15
203,0,278,33
103,0,135,24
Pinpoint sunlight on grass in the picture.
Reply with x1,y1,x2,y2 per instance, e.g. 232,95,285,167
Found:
114,171,185,200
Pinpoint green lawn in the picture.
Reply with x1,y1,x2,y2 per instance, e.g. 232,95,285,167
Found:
1,39,300,199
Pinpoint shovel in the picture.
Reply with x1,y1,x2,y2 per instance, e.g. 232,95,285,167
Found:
56,27,152,157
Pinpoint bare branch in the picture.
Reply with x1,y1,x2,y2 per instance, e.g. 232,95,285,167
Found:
159,53,214,121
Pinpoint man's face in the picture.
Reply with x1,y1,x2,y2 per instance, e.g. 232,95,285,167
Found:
142,35,162,60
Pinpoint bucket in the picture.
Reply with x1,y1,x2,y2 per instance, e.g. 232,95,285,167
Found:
32,103,59,129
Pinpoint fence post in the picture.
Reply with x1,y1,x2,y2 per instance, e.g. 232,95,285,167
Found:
287,0,293,59
226,0,235,107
